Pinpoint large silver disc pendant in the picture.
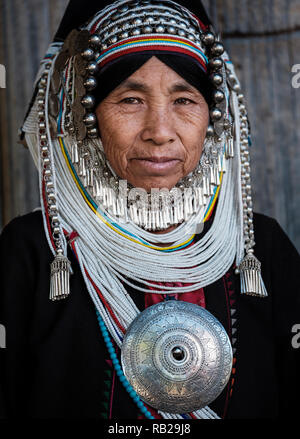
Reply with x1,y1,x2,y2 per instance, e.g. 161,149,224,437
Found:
121,301,233,414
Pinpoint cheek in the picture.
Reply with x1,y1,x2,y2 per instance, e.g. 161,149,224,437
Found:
181,109,209,169
96,107,136,175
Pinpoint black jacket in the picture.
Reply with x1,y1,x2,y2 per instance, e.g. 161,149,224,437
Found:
0,210,299,419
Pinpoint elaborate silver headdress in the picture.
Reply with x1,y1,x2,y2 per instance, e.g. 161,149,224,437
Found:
21,1,267,308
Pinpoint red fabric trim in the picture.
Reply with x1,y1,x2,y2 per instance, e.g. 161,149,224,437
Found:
145,286,205,309
104,34,206,53
100,44,207,72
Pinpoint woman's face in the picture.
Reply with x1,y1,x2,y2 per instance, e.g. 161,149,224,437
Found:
96,56,209,191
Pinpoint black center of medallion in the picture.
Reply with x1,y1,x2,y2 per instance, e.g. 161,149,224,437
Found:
172,346,185,361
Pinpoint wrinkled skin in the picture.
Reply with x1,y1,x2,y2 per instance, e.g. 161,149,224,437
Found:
96,56,209,192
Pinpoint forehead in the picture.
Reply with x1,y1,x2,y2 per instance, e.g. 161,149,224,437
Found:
114,56,201,94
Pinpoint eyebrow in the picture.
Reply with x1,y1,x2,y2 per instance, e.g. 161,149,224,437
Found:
117,79,198,94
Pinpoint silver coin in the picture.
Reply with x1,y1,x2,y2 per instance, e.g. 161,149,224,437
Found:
121,300,233,414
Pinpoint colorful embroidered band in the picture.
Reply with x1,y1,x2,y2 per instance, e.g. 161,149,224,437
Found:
96,35,208,72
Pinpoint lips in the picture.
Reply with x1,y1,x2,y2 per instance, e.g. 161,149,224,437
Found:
131,156,182,174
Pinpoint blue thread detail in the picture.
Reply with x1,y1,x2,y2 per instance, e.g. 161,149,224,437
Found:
95,309,155,419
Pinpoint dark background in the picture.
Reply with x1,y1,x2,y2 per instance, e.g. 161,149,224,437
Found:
0,0,300,251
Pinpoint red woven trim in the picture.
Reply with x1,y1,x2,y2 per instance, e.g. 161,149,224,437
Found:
190,13,209,31
99,43,207,72
103,34,206,52
91,10,112,34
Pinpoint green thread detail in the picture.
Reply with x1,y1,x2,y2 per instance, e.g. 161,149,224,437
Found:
104,379,111,388
103,390,110,399
104,369,112,378
101,401,109,409
100,411,108,419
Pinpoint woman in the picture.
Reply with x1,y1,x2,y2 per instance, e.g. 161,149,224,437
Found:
0,0,299,419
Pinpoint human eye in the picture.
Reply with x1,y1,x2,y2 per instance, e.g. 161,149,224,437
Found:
174,97,196,105
120,97,142,104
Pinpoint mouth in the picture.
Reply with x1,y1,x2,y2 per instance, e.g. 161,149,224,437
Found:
132,157,182,174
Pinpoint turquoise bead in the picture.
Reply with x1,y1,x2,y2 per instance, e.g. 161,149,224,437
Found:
96,308,157,420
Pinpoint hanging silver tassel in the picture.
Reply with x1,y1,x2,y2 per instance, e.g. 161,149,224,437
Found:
50,251,71,301
236,251,268,298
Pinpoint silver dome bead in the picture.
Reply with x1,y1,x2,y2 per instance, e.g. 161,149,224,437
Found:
211,42,225,56
209,57,223,71
167,25,176,34
144,16,155,24
81,48,95,60
108,36,118,45
143,25,152,33
179,21,187,29
202,32,215,46
84,77,97,91
210,73,223,86
83,113,97,127
81,95,95,109
118,5,129,13
156,25,165,33
210,108,223,121
87,127,99,138
177,29,186,37
132,18,143,26
86,61,98,75
53,226,61,236
206,125,214,137
228,73,237,83
213,89,225,103
169,18,177,25
89,34,101,48
120,31,129,38
233,83,241,93
238,93,245,103
223,119,231,130
130,28,141,36
101,44,107,51
187,34,195,41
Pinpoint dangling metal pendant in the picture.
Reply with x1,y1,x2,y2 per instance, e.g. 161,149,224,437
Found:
237,251,268,297
50,250,71,301
121,301,233,414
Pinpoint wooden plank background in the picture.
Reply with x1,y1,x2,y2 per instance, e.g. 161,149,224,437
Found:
1,0,300,252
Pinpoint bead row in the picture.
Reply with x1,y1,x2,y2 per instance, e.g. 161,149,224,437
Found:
38,64,64,254
96,309,155,419
227,76,255,252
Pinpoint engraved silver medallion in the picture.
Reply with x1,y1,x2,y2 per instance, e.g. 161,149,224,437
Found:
121,301,233,414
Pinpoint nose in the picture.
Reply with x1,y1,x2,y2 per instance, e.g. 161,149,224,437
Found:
140,106,176,146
